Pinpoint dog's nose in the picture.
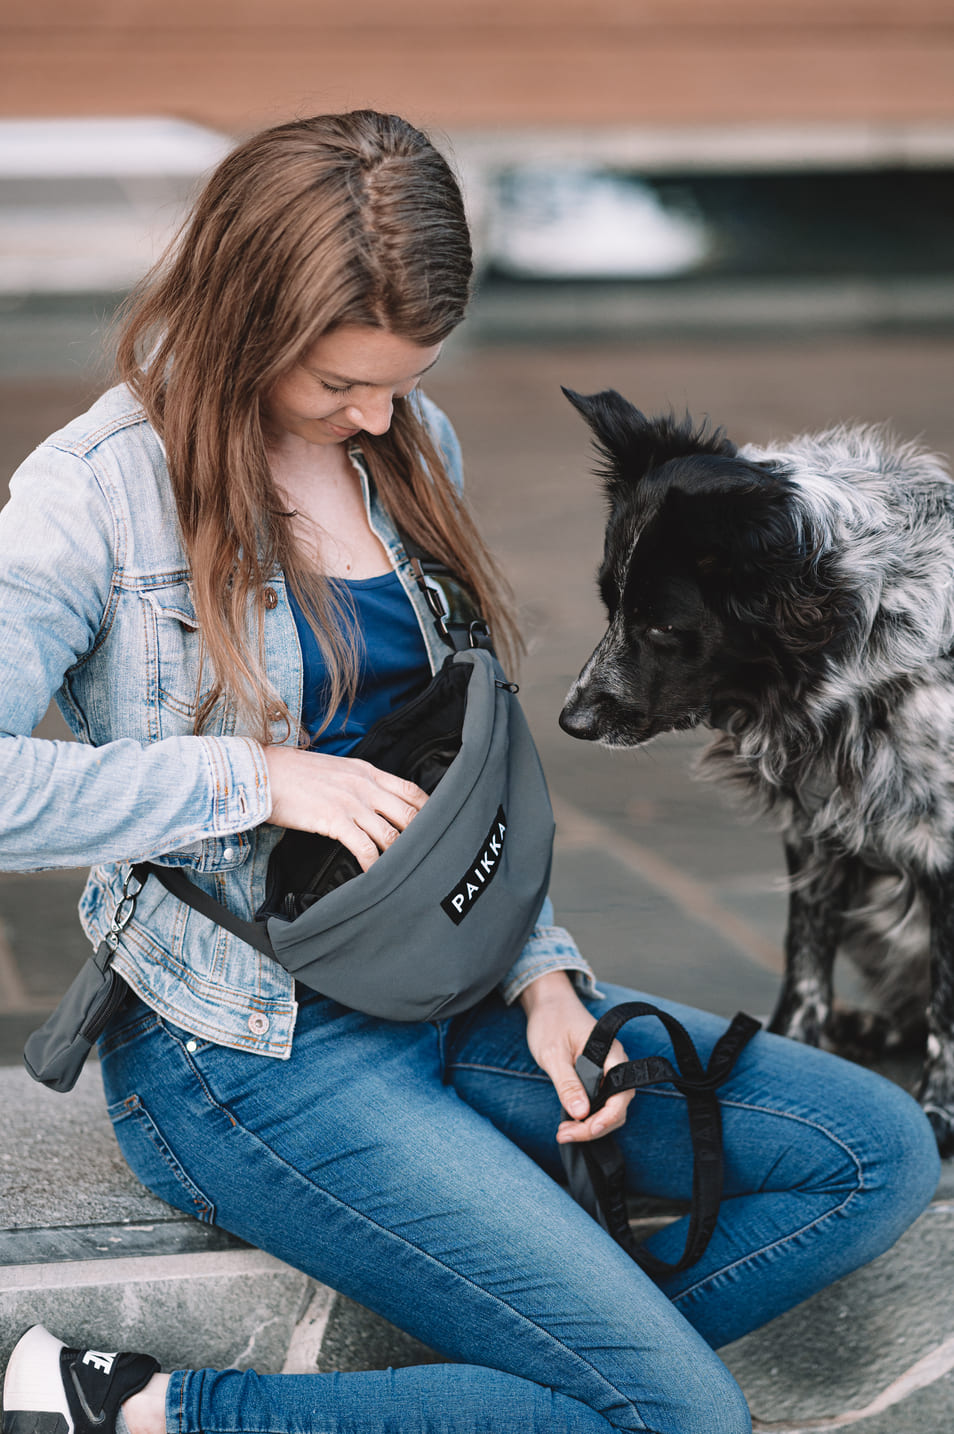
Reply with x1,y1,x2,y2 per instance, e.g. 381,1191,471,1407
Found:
559,699,600,741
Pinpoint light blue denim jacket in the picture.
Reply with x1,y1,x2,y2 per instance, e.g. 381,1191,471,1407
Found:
0,382,595,1056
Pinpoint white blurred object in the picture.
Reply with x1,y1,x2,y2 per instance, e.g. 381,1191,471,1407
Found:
0,118,231,294
0,117,231,178
488,166,710,279
0,212,182,293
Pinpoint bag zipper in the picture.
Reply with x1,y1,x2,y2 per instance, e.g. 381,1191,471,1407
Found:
81,967,129,1043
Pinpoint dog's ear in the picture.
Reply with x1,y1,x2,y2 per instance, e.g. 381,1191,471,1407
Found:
665,462,799,569
562,388,650,455
665,465,853,649
562,388,736,499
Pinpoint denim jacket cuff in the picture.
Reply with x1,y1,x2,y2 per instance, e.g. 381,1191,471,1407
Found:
201,736,272,832
498,924,601,1005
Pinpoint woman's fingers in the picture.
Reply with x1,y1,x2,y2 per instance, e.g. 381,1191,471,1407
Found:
352,761,429,814
355,771,428,832
520,977,639,1147
556,1089,634,1143
263,746,429,868
335,821,386,873
349,807,408,870
555,1036,634,1144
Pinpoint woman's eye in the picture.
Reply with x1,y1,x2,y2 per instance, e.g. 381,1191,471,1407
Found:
319,379,353,395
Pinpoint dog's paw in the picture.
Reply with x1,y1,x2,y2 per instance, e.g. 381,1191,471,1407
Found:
767,1007,825,1048
923,1108,954,1160
825,1007,895,1061
917,1047,954,1157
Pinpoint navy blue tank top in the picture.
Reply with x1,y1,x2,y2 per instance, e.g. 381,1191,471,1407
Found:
287,571,431,754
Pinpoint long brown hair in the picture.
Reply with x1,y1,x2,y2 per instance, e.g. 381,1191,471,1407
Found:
116,110,519,741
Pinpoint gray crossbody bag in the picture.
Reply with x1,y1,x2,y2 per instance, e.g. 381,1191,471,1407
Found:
24,553,555,1090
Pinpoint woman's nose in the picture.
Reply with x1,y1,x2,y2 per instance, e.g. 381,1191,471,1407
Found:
346,390,394,435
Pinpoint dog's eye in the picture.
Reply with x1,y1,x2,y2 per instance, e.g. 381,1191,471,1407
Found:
647,624,674,637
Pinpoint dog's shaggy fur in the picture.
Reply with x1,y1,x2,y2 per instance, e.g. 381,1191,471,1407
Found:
559,386,954,1155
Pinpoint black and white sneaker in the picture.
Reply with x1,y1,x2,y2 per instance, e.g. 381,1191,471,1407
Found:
2,1325,160,1434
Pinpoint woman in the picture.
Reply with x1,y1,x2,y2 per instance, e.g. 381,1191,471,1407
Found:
0,112,940,1434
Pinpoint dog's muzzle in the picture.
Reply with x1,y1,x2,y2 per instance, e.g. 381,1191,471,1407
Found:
559,692,601,740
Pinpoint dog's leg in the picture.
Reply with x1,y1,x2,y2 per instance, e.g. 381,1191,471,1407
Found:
831,872,930,1060
917,875,954,1157
768,838,846,1047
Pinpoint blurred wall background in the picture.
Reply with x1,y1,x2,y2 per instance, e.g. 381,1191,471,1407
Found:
3,1,954,342
2,1,953,130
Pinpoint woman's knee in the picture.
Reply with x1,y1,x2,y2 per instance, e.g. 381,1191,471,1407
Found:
734,1037,940,1219
602,1335,750,1434
856,1076,940,1239
782,1056,940,1260
640,1351,751,1434
705,1365,752,1434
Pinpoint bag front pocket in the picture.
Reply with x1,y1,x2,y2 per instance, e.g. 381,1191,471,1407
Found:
23,951,130,1092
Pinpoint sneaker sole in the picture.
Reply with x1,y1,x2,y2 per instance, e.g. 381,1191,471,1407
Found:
2,1327,73,1434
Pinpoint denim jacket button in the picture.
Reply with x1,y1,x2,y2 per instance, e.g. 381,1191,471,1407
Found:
263,586,278,610
248,1012,270,1035
222,846,236,861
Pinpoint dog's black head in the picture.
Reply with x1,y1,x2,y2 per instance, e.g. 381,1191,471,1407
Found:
559,387,838,747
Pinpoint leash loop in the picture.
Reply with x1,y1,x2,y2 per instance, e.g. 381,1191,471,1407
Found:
560,1004,761,1281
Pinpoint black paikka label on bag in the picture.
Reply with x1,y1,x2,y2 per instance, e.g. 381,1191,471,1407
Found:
441,806,507,925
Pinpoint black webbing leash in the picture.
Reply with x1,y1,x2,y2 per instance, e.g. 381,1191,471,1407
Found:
560,1003,761,1281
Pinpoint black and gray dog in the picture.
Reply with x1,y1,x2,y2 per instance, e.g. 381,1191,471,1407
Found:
559,386,954,1155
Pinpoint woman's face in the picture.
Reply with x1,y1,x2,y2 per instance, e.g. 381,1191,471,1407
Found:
263,325,443,449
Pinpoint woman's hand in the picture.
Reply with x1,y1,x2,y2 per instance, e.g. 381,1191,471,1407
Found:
263,745,428,871
520,971,634,1144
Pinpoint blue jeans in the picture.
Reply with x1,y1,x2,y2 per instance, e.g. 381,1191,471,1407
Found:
99,983,939,1434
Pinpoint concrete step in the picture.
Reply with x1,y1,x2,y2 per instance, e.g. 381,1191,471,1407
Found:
0,1064,316,1375
2,1064,952,1429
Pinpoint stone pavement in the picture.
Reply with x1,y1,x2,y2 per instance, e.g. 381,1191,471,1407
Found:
2,322,954,1426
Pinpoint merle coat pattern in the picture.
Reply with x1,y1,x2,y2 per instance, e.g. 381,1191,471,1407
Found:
558,386,954,1156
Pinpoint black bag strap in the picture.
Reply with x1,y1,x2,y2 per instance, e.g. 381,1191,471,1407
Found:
399,533,495,655
132,862,277,958
561,1003,760,1281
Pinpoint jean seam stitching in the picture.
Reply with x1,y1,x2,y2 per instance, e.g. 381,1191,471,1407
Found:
176,1369,186,1433
121,1096,217,1222
662,1090,866,1304
445,1060,551,1082
206,1101,653,1431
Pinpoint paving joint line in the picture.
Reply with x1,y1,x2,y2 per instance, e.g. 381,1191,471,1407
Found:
750,1332,954,1432
551,792,784,976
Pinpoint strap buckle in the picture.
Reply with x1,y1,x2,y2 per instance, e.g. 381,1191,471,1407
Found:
409,557,452,639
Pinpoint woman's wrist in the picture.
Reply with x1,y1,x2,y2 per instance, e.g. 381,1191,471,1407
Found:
518,968,582,1016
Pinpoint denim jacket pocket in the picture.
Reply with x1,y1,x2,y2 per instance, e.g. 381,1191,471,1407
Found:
140,581,212,727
